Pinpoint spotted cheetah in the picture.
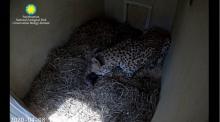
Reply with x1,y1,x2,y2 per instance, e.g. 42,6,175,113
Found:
90,28,171,78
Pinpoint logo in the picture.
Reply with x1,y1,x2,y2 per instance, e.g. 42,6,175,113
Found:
25,4,37,16
12,3,50,26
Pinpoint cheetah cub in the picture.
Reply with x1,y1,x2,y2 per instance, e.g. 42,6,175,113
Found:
90,28,171,78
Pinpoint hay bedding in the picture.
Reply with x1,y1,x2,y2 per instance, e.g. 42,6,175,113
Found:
23,18,168,122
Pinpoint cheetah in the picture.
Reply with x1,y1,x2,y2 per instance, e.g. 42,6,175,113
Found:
90,28,171,78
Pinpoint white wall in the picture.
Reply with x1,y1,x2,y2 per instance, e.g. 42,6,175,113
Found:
104,0,178,31
152,0,208,121
10,0,104,98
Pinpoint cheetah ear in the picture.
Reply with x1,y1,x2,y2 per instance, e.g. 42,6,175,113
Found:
92,55,104,66
91,57,102,67
95,55,105,66
92,48,102,54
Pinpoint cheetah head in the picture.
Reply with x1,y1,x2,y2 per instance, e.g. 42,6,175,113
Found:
90,55,105,75
91,57,101,73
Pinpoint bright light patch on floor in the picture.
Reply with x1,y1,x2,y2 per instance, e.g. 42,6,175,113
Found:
48,98,102,122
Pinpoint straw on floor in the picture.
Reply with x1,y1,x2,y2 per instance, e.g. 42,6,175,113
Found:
23,18,167,122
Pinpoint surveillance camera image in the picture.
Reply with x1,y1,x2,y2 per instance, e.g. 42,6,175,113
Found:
10,0,209,122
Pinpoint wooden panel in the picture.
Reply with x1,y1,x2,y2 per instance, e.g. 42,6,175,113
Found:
123,0,152,30
127,4,150,30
